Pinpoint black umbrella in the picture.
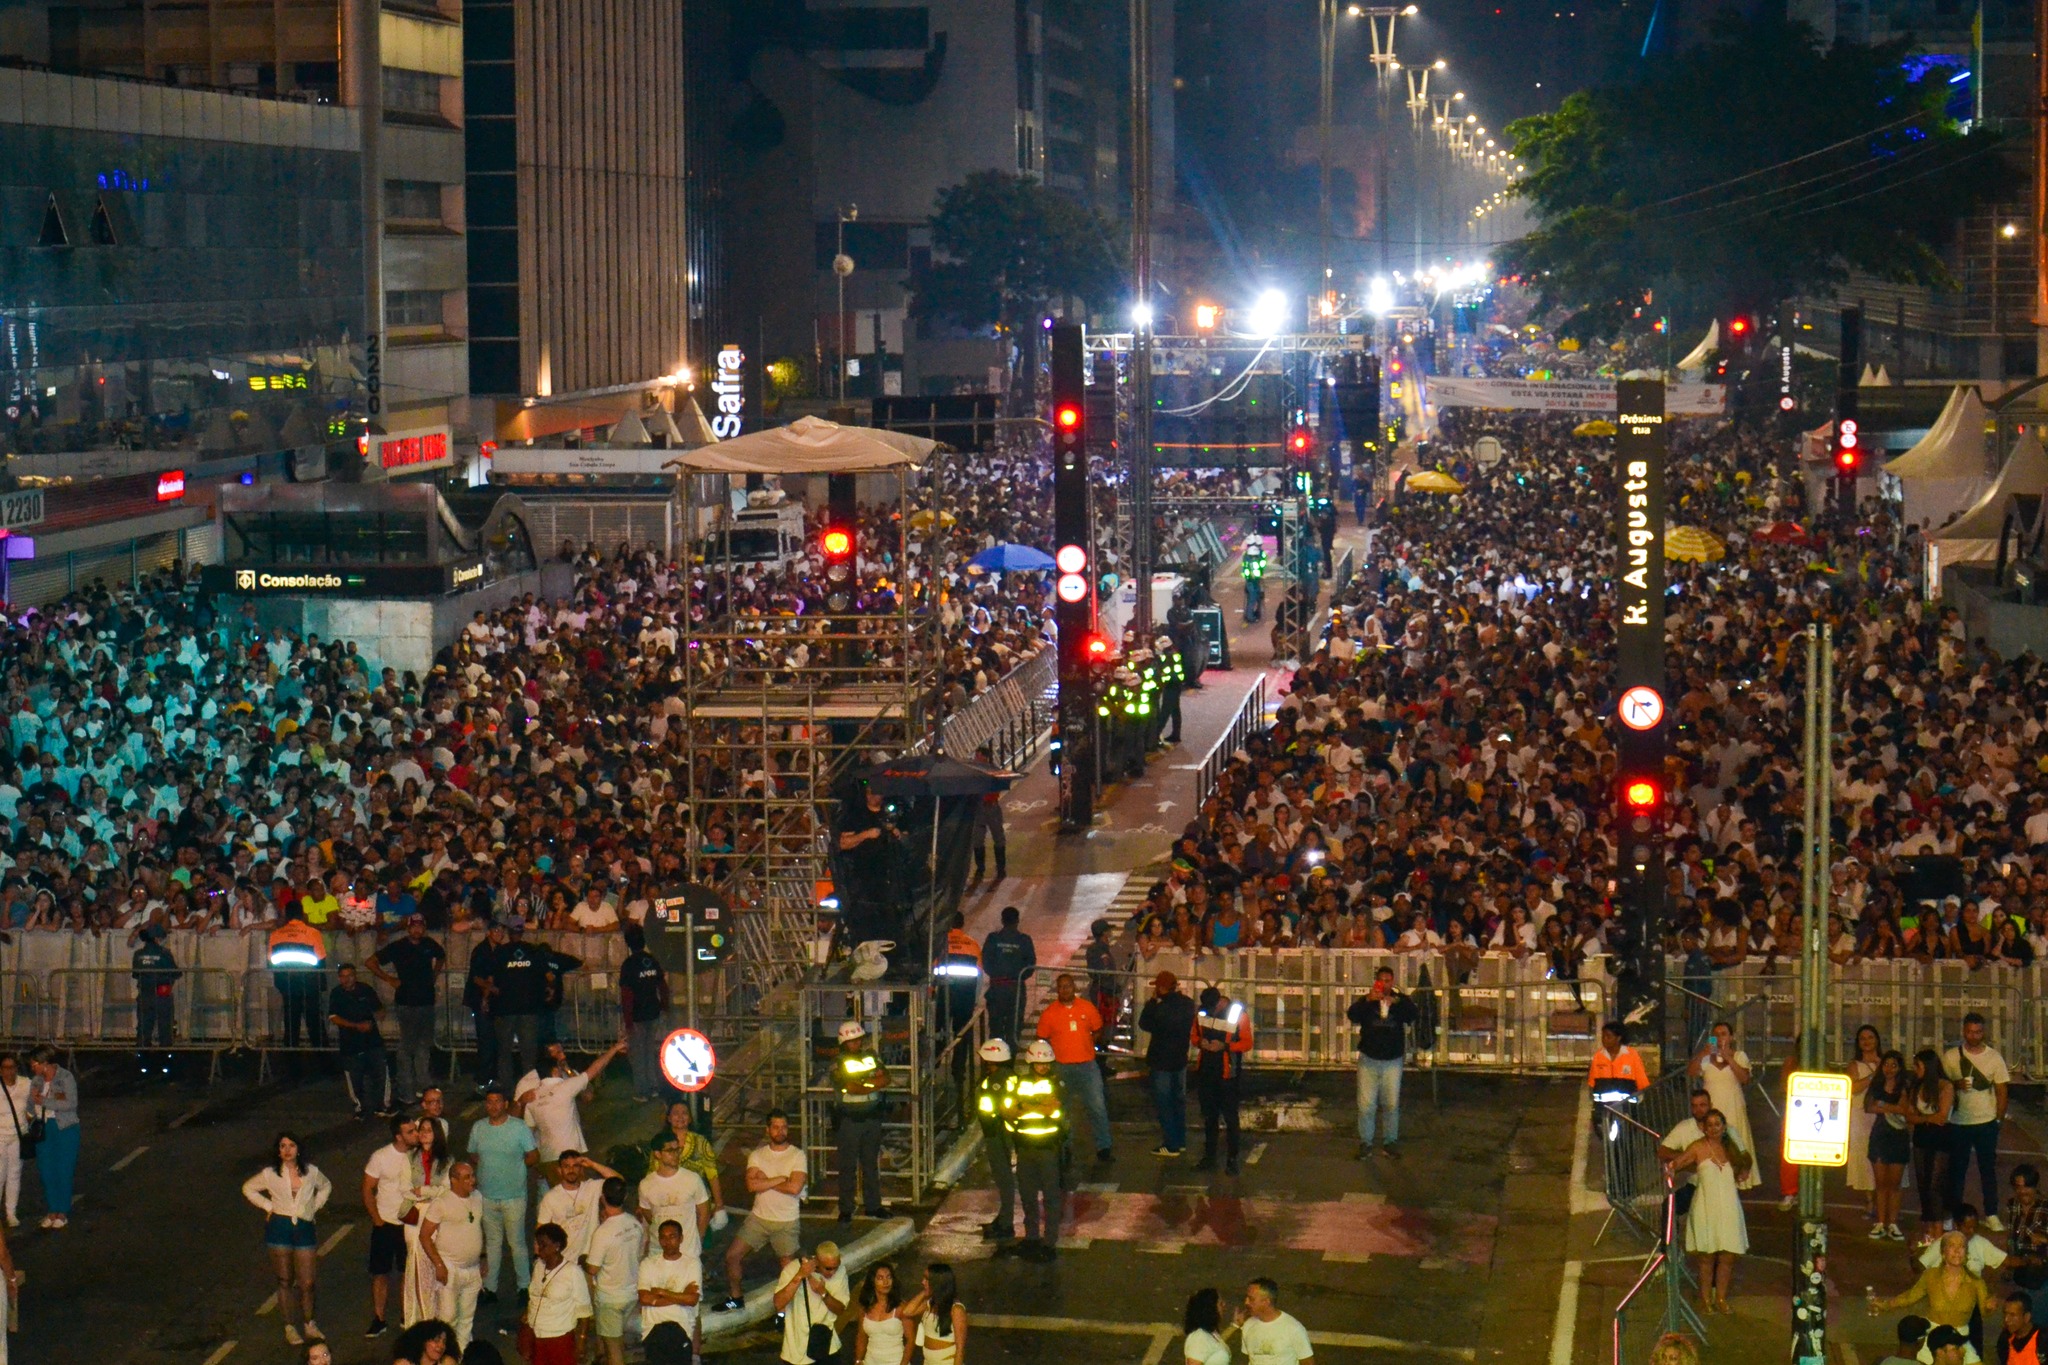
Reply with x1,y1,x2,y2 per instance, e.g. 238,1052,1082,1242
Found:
856,751,1017,797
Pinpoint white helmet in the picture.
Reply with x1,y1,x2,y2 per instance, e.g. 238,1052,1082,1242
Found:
1154,635,1174,652
837,1020,867,1044
1024,1039,1056,1064
977,1038,1013,1064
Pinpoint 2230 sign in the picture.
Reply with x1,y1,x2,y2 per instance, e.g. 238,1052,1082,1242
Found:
0,490,46,531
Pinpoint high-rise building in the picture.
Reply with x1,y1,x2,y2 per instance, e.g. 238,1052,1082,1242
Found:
462,0,688,435
0,0,471,463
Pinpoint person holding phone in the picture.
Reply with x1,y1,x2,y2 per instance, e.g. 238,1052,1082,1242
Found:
1346,968,1417,1161
1688,1023,1758,1189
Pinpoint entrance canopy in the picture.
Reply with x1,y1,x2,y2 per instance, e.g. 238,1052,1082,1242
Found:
666,415,935,475
1931,432,2048,564
1885,385,1992,531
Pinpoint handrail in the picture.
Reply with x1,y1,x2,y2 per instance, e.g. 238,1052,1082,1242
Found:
1192,675,1267,810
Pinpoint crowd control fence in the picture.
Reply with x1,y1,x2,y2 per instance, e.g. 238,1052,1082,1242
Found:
1191,676,1268,812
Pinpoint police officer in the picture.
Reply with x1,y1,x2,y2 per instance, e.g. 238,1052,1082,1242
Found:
1192,986,1253,1175
980,906,1036,1045
1003,1039,1067,1261
1241,536,1267,622
832,1019,888,1222
132,923,180,1078
1153,634,1186,746
935,911,982,1037
974,1038,1017,1242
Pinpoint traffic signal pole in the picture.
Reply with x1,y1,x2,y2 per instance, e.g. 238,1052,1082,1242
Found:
1614,377,1668,1045
1051,325,1099,831
1792,623,1834,1362
1833,306,1863,516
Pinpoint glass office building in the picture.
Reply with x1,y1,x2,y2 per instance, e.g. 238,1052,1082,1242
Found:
0,68,365,463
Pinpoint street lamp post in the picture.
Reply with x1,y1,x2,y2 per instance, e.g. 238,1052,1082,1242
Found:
834,204,858,401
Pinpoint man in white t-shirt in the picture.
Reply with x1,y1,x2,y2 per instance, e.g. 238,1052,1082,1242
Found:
582,1178,643,1365
636,1134,713,1258
1656,1088,1713,1207
772,1243,850,1365
534,1150,620,1259
419,1160,486,1348
716,1111,807,1312
516,1039,627,1168
360,1115,420,1336
637,1219,703,1352
1945,1013,2013,1229
1236,1277,1314,1365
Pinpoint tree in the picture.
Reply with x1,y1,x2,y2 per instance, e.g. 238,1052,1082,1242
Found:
908,171,1126,337
1497,12,2014,343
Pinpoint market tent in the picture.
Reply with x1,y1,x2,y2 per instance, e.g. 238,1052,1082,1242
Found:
666,414,935,475
1675,321,1718,373
1930,432,2048,564
1885,385,1992,531
1406,470,1465,493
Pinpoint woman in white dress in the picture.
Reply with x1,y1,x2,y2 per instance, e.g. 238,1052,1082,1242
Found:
1688,1022,1758,1189
398,1116,453,1327
1845,1025,1884,1212
852,1263,912,1365
1181,1288,1233,1365
1666,1110,1751,1315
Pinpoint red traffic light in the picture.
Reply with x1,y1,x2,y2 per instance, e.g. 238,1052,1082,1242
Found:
1055,403,1081,431
1085,634,1111,660
1836,448,1860,473
820,527,853,560
1288,427,1312,456
1622,778,1660,814
1728,316,1750,337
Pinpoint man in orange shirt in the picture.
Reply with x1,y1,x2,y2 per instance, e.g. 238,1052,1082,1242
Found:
1036,974,1112,1164
1587,1021,1651,1097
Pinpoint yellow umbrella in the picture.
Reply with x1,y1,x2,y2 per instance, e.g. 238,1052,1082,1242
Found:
1405,470,1465,494
1664,525,1726,562
1573,419,1617,437
906,509,956,529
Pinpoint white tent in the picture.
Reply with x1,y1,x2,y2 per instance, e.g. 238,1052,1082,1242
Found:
1873,365,1892,386
1675,321,1719,373
665,414,935,475
1930,432,2048,564
1885,384,1993,531
1859,364,1879,387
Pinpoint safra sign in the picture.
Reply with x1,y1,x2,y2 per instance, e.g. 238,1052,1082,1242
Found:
710,344,746,439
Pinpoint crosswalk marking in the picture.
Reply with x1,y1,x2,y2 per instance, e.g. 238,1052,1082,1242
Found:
109,1145,149,1172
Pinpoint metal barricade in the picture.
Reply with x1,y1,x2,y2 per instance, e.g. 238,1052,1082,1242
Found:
40,965,244,1078
1192,675,1267,810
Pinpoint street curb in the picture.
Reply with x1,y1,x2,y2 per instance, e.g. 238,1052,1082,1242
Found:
699,1216,919,1347
931,1125,983,1190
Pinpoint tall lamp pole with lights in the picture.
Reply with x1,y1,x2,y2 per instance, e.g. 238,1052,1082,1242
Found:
834,204,858,402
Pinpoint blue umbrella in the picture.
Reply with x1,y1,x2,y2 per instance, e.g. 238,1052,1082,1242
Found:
969,543,1056,573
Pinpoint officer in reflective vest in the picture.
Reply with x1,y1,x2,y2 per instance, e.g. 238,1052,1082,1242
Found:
1242,536,1267,622
933,911,983,1036
1192,986,1253,1175
832,1020,889,1222
1002,1039,1067,1262
1152,634,1186,747
268,907,329,1050
974,1038,1017,1241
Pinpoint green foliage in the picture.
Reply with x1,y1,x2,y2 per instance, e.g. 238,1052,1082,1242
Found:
1498,11,2015,342
908,171,1127,331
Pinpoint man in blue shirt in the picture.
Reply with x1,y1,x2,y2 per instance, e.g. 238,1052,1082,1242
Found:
467,1084,539,1305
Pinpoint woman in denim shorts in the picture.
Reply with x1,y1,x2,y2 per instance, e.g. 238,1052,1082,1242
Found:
241,1131,334,1347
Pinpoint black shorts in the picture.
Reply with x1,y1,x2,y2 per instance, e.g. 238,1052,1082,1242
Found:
368,1222,408,1275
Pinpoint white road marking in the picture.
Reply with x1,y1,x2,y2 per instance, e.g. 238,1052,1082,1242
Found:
201,1343,238,1365
1245,1142,1269,1166
168,1101,208,1129
109,1145,149,1172
1550,1259,1583,1365
1141,1326,1176,1365
1567,1085,1601,1214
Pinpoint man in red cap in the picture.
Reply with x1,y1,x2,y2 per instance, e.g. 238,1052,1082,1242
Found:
1136,970,1197,1157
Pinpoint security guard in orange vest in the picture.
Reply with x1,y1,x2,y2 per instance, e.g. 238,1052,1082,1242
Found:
1587,1021,1652,1098
833,1019,889,1222
1192,986,1253,1174
268,906,329,1049
1002,1039,1067,1261
934,911,983,1034
974,1038,1016,1241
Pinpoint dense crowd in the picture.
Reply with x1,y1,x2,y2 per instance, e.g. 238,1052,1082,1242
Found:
1134,407,2048,979
0,454,1063,941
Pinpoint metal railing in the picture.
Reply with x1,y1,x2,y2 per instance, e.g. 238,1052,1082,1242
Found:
1600,1075,1707,1363
932,646,1056,772
1192,674,1267,810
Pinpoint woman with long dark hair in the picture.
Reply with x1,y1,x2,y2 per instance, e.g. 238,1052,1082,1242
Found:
1864,1049,1912,1241
904,1263,968,1365
1181,1287,1232,1365
1846,1025,1883,1216
852,1262,912,1365
240,1131,333,1345
1908,1047,1956,1247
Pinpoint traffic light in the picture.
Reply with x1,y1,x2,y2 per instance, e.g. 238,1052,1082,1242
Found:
1622,776,1661,818
820,525,854,561
1051,323,1097,829
823,472,857,612
1833,416,1861,475
1287,426,1313,460
1726,316,1751,341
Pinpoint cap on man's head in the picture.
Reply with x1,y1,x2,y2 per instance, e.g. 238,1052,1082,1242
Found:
1927,1325,1969,1351
1154,970,1178,991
